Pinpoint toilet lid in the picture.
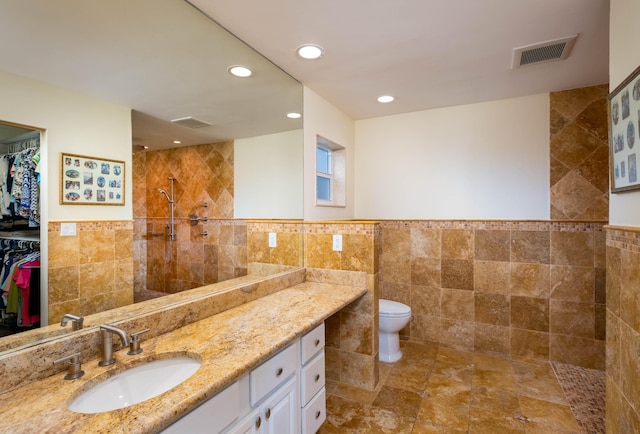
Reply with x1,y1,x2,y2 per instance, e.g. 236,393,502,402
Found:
379,299,411,317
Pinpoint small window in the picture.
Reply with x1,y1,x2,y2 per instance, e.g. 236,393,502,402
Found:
316,135,345,207
316,147,332,201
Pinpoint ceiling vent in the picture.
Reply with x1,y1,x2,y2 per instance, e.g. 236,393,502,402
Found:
170,116,212,129
511,34,578,69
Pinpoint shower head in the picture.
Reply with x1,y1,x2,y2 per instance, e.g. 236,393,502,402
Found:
158,188,172,203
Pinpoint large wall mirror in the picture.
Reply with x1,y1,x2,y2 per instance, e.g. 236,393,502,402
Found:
0,0,303,354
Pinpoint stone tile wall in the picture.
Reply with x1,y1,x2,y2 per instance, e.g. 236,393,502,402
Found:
47,221,134,325
605,226,640,432
247,220,304,267
550,85,609,220
144,218,248,293
380,220,606,369
133,142,246,294
304,222,380,390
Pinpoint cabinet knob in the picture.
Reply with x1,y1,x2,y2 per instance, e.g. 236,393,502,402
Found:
276,367,283,377
255,416,261,429
314,339,320,347
265,408,271,419
315,410,322,419
315,374,320,382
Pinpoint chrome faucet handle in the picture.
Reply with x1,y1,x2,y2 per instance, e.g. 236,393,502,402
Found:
60,314,84,331
53,352,85,380
127,329,150,355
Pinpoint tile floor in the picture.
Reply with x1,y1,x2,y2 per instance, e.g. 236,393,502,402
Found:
320,340,605,433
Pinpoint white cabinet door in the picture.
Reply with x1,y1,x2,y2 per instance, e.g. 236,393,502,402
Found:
227,408,262,434
261,376,298,434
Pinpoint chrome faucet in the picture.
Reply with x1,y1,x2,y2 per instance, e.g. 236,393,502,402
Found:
99,324,130,366
60,314,84,331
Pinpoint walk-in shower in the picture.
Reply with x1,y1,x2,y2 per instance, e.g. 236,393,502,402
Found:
158,177,176,261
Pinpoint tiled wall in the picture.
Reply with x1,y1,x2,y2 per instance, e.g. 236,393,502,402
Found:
304,222,380,390
550,85,609,220
605,226,640,432
133,142,247,294
47,221,134,325
380,220,606,369
247,221,303,267
144,219,248,293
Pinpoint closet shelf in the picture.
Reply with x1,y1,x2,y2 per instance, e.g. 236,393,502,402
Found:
0,231,40,242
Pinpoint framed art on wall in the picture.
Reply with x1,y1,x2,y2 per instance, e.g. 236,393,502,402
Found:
60,152,125,205
609,64,640,193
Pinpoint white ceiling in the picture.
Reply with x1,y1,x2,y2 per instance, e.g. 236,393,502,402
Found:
191,0,610,119
0,0,609,148
0,0,302,149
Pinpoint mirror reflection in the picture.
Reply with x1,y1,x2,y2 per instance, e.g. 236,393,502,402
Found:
0,123,41,339
0,0,304,353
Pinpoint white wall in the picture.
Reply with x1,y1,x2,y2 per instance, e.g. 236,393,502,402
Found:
234,129,303,219
303,87,355,220
609,0,640,227
0,69,132,222
354,94,550,219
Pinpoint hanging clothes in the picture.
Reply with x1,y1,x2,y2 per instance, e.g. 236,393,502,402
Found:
0,241,40,329
0,147,40,227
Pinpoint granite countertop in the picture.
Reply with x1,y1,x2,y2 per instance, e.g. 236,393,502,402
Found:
0,281,366,434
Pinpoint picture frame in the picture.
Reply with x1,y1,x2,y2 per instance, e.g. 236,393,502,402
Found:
608,64,640,193
60,152,125,205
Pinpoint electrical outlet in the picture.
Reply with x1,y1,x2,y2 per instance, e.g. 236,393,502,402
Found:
268,232,277,248
60,222,77,236
332,234,342,251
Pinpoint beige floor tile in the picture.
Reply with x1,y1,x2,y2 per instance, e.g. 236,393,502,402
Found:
317,424,357,434
324,394,369,430
417,394,470,432
513,361,568,404
473,352,514,373
472,368,518,392
519,395,582,433
324,340,594,434
430,358,474,385
356,407,416,433
330,380,381,405
371,385,423,418
411,419,467,433
468,405,527,433
436,346,475,364
386,362,432,393
425,376,471,399
470,385,521,413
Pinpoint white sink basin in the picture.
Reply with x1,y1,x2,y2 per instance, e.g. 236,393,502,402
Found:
69,357,201,414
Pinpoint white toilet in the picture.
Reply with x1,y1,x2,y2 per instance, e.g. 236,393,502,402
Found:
378,299,412,362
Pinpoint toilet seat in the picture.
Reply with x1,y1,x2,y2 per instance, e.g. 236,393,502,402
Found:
379,299,411,318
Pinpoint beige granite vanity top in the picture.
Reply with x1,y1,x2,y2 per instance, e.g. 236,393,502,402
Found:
0,281,366,433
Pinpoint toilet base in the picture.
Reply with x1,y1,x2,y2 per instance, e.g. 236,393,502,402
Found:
379,331,402,363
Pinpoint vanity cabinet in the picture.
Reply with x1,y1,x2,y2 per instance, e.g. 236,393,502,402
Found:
231,376,297,434
299,324,326,434
163,322,326,434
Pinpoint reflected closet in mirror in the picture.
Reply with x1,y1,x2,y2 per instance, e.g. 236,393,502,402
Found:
0,121,42,339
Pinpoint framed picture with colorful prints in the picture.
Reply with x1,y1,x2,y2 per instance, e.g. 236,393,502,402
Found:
60,152,125,205
609,64,640,193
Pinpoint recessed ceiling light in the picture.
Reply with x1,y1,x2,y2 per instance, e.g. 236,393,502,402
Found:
228,65,252,77
296,44,324,60
173,140,181,144
287,112,302,119
377,95,395,103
